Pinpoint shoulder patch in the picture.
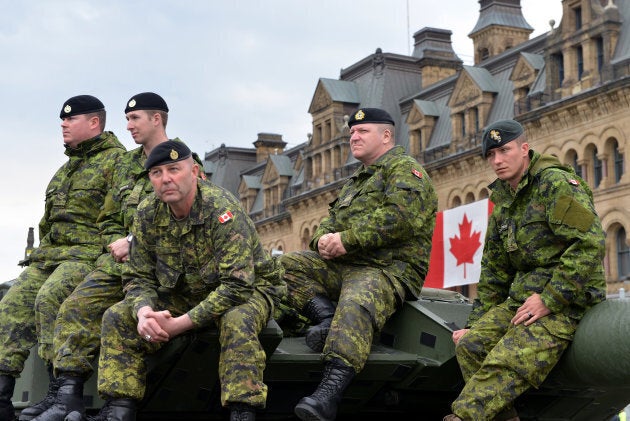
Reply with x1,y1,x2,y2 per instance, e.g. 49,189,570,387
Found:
218,211,233,224
568,179,579,186
412,168,423,179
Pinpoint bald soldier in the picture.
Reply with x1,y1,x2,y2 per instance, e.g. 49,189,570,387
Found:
281,108,437,421
92,141,285,421
443,120,606,421
0,96,125,421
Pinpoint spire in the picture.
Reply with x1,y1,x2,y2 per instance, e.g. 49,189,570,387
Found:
469,0,533,64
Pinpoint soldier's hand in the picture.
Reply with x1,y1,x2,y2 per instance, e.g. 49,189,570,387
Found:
162,314,194,338
512,293,551,326
137,307,171,343
318,232,347,260
452,328,469,345
108,237,130,262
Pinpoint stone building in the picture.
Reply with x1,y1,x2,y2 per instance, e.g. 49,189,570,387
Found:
204,0,630,295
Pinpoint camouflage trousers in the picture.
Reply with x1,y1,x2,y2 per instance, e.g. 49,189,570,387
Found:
53,258,124,378
280,251,403,373
97,289,271,408
452,302,576,421
0,261,93,377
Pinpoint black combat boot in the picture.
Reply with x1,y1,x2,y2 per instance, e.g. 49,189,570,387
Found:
294,358,355,421
302,295,336,352
230,403,256,421
19,364,61,421
0,374,16,421
30,375,84,421
86,398,136,421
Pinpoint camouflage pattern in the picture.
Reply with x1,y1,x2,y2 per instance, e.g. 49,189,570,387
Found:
51,146,148,379
452,150,606,420
0,263,93,377
453,302,573,420
97,179,286,407
281,251,400,372
281,146,437,372
28,132,125,267
0,132,124,377
53,140,206,378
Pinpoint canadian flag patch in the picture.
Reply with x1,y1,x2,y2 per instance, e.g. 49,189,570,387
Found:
218,211,233,224
412,168,423,179
568,179,579,186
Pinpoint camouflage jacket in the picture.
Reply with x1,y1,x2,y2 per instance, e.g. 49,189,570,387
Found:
123,179,286,327
98,145,153,247
468,150,606,326
312,145,437,300
29,131,126,268
97,139,206,274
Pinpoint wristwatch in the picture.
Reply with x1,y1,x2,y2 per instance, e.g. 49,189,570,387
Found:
126,234,133,244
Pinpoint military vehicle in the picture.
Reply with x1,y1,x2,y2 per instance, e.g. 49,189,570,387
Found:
10,287,630,420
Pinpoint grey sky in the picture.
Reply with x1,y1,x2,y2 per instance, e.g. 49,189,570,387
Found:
0,0,561,282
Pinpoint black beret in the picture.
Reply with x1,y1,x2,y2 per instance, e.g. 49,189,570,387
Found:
145,140,192,170
59,95,104,119
348,108,395,128
125,92,169,114
481,119,524,156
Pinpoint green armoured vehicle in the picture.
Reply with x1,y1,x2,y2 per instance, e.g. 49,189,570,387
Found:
10,287,630,420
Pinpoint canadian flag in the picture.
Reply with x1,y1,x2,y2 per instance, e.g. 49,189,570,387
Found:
424,199,494,289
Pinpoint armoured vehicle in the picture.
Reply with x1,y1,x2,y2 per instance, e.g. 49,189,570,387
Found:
9,286,630,420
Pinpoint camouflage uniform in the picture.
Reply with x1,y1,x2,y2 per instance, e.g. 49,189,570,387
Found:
281,145,437,372
52,145,151,378
97,179,286,408
0,132,125,377
452,151,606,420
53,139,206,378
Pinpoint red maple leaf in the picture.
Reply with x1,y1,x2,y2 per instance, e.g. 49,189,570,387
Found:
448,214,482,279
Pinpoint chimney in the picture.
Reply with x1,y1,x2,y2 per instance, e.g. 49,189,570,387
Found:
253,133,287,163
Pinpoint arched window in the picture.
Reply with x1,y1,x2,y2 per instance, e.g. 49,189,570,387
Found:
566,149,582,178
613,140,624,183
618,228,630,279
451,196,462,208
592,148,602,187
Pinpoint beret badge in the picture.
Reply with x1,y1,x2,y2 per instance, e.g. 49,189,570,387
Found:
128,99,137,109
169,149,179,160
64,105,72,114
489,130,502,143
354,110,365,121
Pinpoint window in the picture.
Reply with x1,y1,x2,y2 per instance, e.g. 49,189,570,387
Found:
480,48,489,61
596,37,604,75
617,228,630,279
593,148,602,187
460,113,466,138
472,107,480,134
577,46,584,80
574,7,582,30
569,150,582,178
553,53,564,87
614,140,624,183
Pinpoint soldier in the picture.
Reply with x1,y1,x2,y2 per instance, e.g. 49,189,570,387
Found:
0,96,125,421
92,141,285,421
23,93,193,421
443,120,606,421
280,108,437,421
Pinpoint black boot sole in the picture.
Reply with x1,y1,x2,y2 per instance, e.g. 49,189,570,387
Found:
294,402,333,421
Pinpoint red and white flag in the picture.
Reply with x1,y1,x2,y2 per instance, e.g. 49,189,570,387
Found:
424,199,494,289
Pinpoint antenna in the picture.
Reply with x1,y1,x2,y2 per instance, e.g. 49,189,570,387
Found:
407,0,411,55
